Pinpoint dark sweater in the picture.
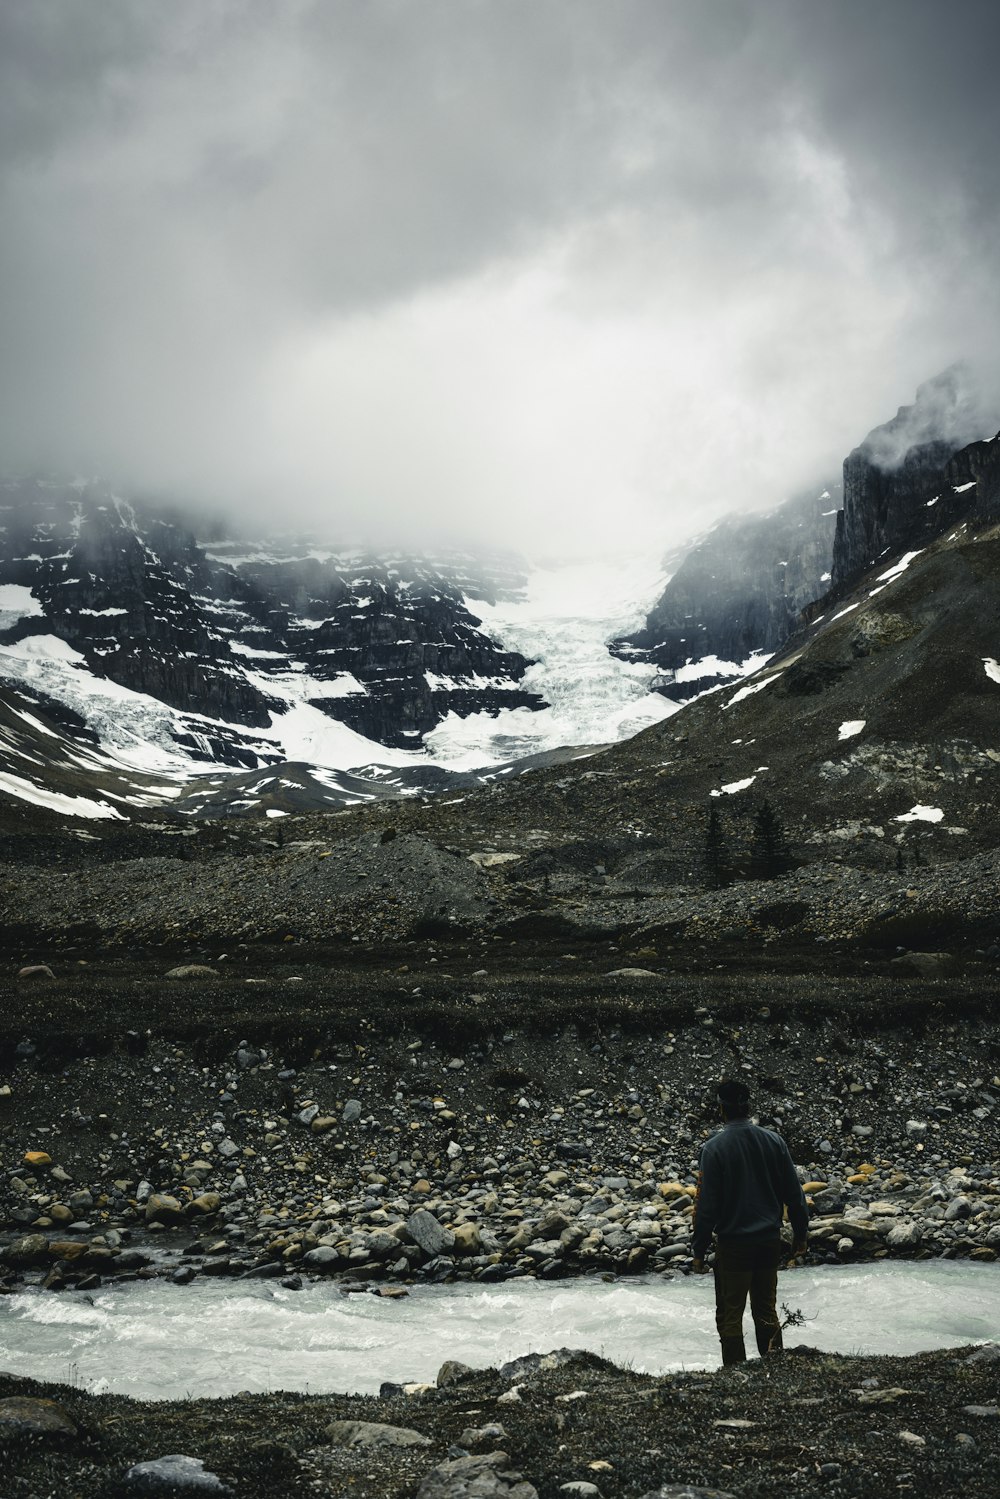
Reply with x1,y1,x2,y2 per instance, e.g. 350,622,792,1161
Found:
691,1117,809,1259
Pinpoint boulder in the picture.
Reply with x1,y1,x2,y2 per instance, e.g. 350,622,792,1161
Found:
326,1419,432,1448
164,965,218,980
638,1489,736,1499
408,1209,455,1258
437,1359,476,1387
416,1451,537,1499
0,1396,78,1441
145,1194,185,1225
124,1453,232,1492
452,1223,482,1256
188,1193,222,1216
2,1234,50,1267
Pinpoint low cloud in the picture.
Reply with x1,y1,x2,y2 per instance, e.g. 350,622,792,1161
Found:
1,2,998,557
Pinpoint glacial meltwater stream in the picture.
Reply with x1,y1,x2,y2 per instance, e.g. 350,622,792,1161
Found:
1,1263,997,1400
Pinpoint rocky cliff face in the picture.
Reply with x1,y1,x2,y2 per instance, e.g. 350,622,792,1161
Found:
833,367,1000,588
0,478,543,759
615,367,1000,706
611,484,840,699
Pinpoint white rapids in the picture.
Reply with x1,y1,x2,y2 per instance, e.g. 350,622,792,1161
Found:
0,1262,997,1401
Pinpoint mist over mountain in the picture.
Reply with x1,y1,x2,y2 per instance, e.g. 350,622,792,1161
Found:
3,4,1000,556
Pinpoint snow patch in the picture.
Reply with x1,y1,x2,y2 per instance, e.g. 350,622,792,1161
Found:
838,720,866,741
894,805,944,824
869,550,923,597
0,584,44,627
710,776,756,797
723,673,782,709
0,771,126,820
983,658,1000,686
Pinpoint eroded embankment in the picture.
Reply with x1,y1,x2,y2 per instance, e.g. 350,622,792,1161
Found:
2,1343,1000,1499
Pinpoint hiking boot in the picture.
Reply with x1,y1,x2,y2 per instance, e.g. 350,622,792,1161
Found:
720,1335,747,1366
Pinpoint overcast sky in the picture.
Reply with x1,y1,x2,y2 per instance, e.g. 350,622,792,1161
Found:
2,1,999,556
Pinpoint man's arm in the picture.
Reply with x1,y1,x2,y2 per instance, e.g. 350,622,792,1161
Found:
778,1142,809,1252
691,1143,720,1265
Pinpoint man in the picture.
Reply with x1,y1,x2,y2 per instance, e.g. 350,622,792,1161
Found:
691,1079,809,1366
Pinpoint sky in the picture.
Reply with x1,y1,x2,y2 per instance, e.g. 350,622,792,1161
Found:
2,0,1000,557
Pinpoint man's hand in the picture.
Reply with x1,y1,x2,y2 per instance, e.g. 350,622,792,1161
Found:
790,1238,808,1260
691,1257,708,1274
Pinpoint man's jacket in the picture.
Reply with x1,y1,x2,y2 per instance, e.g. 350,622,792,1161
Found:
691,1117,809,1259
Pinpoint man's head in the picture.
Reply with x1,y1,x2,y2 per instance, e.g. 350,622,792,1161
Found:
717,1078,751,1120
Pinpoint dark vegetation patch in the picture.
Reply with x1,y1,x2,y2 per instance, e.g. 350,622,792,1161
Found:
859,906,985,950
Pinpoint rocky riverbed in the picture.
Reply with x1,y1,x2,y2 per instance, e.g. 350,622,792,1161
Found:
2,952,998,1294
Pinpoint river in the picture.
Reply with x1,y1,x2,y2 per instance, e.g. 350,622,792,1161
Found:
1,1262,997,1400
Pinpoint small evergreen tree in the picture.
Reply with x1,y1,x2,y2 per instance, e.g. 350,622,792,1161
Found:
704,803,733,889
749,800,793,880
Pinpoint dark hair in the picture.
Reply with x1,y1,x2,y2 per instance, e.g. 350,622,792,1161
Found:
717,1078,751,1118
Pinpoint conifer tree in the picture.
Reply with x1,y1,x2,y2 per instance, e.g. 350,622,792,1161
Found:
749,799,792,880
704,803,732,889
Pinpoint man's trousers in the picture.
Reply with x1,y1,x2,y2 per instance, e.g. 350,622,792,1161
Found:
712,1233,783,1363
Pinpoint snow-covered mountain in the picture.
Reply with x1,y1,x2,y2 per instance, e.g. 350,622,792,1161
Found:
0,479,675,819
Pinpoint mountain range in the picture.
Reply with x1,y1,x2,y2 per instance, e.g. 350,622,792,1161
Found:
0,366,997,835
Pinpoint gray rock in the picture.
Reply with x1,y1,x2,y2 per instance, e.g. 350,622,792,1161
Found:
408,1208,456,1257
416,1451,537,1499
342,1099,362,1124
2,1233,50,1267
304,1246,341,1269
326,1419,432,1448
960,1405,1000,1418
438,1359,476,1387
812,1186,845,1214
559,1485,601,1497
965,1342,1000,1364
945,1195,973,1220
459,1424,508,1448
125,1454,232,1492
498,1349,590,1382
164,965,218,981
638,1489,736,1499
886,1220,923,1248
0,1396,78,1440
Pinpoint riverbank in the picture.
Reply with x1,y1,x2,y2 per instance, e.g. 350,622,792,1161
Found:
3,1340,999,1498
2,953,998,1293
